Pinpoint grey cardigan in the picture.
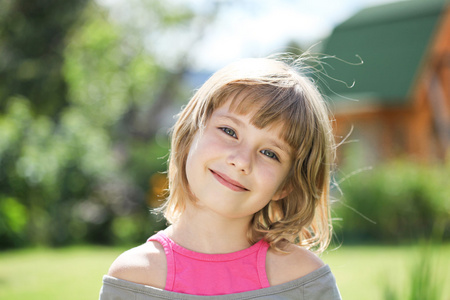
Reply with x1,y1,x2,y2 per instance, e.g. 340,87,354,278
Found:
99,265,341,300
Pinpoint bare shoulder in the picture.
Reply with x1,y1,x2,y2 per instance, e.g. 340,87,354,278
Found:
266,244,325,286
107,240,167,289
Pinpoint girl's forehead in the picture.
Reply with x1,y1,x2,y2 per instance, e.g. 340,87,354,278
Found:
214,100,279,125
215,98,272,123
223,95,291,130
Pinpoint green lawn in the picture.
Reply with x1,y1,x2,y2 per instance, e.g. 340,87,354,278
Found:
0,244,449,300
322,243,450,299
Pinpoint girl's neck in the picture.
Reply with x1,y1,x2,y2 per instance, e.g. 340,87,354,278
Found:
164,203,253,254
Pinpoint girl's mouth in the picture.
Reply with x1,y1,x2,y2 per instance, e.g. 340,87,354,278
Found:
209,169,249,192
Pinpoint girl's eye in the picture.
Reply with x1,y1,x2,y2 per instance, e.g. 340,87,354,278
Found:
220,127,237,138
261,149,279,161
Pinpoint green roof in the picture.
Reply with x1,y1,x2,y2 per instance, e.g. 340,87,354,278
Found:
321,0,448,106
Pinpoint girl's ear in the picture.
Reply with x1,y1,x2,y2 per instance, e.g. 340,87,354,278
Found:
271,185,293,201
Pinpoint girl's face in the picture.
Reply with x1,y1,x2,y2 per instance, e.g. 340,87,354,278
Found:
185,100,293,222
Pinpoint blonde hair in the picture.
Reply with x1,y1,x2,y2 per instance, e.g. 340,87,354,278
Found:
158,56,335,253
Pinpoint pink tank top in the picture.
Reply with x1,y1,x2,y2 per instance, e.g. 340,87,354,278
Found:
147,232,270,296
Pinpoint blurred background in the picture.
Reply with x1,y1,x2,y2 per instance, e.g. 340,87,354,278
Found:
0,0,449,299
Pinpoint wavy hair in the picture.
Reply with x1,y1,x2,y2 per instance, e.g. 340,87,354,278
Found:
157,56,335,253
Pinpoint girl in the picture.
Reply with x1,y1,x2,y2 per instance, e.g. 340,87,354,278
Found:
100,56,341,299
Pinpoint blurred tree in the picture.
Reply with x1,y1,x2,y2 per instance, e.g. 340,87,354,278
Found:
0,0,89,116
0,0,224,249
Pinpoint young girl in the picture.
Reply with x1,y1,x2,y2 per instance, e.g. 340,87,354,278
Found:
99,56,341,299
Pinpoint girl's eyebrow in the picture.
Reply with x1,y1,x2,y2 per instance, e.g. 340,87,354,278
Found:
268,139,292,157
215,113,292,158
265,137,292,160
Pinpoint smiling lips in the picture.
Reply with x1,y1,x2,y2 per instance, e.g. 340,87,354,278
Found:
210,169,249,192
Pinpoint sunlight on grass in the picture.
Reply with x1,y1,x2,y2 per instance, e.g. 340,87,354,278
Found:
0,244,448,300
0,246,126,300
322,244,450,300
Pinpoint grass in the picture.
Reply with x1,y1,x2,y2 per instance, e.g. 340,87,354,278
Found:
0,243,449,300
0,245,127,300
322,243,450,300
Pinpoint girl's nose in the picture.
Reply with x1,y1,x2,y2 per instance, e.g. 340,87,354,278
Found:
226,146,253,174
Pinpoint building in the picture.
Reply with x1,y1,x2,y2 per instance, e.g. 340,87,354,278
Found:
321,0,450,165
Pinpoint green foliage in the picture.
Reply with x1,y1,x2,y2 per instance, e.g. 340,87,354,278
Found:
63,9,159,127
0,1,175,249
0,93,118,247
333,160,450,243
408,251,441,299
0,197,27,247
0,0,89,116
0,0,218,249
382,243,445,300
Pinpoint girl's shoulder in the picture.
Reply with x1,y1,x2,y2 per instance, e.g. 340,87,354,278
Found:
107,240,167,289
266,243,325,286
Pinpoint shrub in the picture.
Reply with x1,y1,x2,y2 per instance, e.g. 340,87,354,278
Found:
332,160,450,243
